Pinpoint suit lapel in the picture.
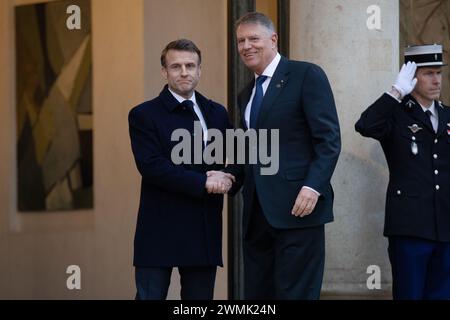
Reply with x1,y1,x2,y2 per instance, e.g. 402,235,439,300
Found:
256,57,290,128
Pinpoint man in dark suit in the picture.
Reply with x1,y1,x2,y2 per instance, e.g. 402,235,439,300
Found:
355,44,450,299
226,12,341,299
128,39,235,300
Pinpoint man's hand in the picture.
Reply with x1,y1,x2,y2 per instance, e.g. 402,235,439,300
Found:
291,187,319,217
392,61,418,98
205,171,235,194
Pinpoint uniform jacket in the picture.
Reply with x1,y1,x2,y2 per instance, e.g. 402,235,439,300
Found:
355,93,450,241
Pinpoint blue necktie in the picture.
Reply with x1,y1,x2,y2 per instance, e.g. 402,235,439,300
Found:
249,75,267,129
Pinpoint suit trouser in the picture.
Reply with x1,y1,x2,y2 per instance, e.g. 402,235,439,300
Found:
243,197,325,300
388,236,450,300
135,266,217,300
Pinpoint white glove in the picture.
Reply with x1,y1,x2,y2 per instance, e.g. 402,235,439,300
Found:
392,61,418,98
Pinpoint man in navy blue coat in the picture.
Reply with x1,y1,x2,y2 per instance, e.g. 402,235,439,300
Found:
226,12,341,299
128,39,234,300
356,44,450,299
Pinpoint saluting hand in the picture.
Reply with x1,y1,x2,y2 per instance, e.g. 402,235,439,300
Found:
392,61,418,98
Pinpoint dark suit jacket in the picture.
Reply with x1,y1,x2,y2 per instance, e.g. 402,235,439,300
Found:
355,93,450,241
128,85,231,267
227,56,341,232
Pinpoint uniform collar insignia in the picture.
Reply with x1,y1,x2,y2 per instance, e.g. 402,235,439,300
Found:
408,124,423,133
406,99,416,108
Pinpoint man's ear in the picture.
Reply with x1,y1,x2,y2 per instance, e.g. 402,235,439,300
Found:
161,67,168,80
271,32,278,50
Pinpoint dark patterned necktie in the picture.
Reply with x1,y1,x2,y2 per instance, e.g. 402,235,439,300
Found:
249,75,268,129
181,100,198,120
425,110,436,133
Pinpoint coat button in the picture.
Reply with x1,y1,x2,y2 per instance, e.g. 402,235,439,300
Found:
412,136,416,141
397,190,401,195
435,170,439,175
434,139,438,144
436,185,440,190
433,154,438,159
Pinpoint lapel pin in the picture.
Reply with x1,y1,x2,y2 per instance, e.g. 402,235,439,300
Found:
276,79,285,88
408,124,423,133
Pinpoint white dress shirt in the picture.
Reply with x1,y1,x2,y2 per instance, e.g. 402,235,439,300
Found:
420,101,438,133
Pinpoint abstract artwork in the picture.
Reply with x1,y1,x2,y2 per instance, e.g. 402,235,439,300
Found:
15,0,93,211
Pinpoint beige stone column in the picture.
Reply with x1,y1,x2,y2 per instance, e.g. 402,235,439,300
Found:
290,0,399,296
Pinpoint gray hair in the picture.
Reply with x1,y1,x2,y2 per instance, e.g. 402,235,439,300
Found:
235,12,276,32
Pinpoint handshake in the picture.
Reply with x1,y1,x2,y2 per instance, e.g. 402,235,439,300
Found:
205,171,236,194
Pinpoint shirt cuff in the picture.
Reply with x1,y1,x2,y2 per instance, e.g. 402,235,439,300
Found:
301,186,321,196
386,91,402,103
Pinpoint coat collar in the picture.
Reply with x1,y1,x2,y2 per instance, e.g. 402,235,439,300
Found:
403,95,434,134
435,99,448,137
159,84,212,118
403,94,447,136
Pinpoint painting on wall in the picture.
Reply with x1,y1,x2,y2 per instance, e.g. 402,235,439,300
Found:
15,0,93,211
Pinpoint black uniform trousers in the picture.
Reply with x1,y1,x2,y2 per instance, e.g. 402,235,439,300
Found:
243,197,325,300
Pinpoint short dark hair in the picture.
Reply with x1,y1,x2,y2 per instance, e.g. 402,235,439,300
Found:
235,12,275,32
160,39,202,67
